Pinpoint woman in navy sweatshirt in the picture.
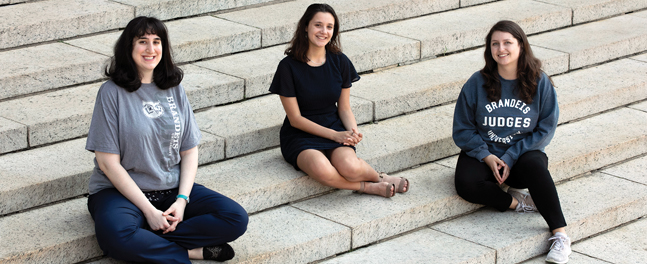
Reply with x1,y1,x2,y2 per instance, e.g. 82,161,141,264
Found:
452,20,570,264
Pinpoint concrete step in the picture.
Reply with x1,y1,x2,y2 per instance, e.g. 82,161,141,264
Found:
571,217,647,263
631,52,647,62
110,0,275,21
0,43,107,101
320,228,496,264
351,45,568,120
0,198,101,263
521,252,611,264
528,11,647,70
323,170,647,264
629,100,647,112
194,94,373,159
0,133,223,215
196,28,421,98
0,64,237,148
371,0,571,59
0,117,26,154
0,0,133,49
602,154,647,189
538,0,647,24
216,0,458,47
292,162,481,249
554,58,647,123
431,171,647,264
66,16,261,64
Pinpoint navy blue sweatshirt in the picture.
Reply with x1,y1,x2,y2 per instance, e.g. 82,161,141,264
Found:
452,71,559,167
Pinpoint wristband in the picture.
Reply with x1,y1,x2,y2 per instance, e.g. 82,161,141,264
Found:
176,194,190,204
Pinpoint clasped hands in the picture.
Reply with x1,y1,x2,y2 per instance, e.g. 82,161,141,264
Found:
334,128,362,146
483,154,510,185
144,198,187,234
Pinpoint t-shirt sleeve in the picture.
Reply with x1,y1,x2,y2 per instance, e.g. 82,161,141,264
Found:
269,58,296,97
86,82,121,154
178,84,202,152
340,53,360,88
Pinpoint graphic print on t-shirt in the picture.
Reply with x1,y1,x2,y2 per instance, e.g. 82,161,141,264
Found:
480,98,536,145
142,101,164,118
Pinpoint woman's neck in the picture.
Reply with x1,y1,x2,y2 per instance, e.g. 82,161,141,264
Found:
140,71,154,84
497,64,517,80
306,45,326,65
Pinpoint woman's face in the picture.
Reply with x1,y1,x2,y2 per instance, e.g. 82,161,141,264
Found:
132,33,162,77
306,12,335,48
490,31,520,69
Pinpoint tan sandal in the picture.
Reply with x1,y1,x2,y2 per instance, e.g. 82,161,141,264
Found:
379,172,409,193
357,181,395,198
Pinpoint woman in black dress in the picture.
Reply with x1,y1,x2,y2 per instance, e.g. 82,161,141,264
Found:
269,3,409,198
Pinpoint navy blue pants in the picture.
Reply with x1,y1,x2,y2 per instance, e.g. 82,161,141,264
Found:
454,150,567,231
88,183,248,264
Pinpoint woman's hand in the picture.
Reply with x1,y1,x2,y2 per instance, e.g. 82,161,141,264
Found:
143,208,177,232
344,128,363,146
483,154,509,184
161,199,187,234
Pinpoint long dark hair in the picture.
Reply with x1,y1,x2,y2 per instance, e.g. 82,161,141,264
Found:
481,20,551,104
285,3,342,63
105,16,183,92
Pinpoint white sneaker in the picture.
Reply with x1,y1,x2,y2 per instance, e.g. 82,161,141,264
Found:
545,232,571,264
507,187,538,213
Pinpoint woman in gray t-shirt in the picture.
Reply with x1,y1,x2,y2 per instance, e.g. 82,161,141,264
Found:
86,16,247,263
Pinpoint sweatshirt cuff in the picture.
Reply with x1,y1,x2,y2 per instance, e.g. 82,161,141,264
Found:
475,150,492,163
501,154,515,168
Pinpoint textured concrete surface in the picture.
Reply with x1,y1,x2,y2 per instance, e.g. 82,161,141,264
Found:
0,117,26,154
521,251,611,264
67,16,261,63
572,218,647,264
460,0,496,7
196,132,226,165
358,104,459,173
218,0,457,47
112,0,274,20
630,52,647,62
629,100,647,112
539,0,647,24
321,228,496,264
529,14,647,70
195,94,372,158
372,0,571,59
196,148,332,214
435,155,459,169
180,64,244,110
602,155,647,185
230,206,350,264
195,45,286,99
0,139,92,215
293,163,481,248
546,108,647,182
553,59,647,123
0,0,133,49
433,173,647,264
0,82,100,147
0,43,107,100
0,198,102,263
533,46,570,76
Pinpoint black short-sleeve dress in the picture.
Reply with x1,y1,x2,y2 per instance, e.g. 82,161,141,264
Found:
269,52,360,170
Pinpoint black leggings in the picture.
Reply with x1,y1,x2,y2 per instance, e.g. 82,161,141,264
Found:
454,150,566,231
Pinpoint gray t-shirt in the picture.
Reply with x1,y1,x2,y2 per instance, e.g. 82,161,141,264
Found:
86,80,201,195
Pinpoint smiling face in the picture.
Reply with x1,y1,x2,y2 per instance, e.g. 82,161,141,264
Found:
306,12,335,49
490,31,521,71
132,33,162,82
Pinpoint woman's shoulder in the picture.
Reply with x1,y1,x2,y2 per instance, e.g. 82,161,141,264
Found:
328,51,350,63
463,71,485,89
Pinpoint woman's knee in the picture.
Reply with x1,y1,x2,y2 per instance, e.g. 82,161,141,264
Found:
334,157,364,179
94,219,141,256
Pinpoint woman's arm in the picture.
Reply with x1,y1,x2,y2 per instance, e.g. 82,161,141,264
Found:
95,151,176,231
279,95,355,145
337,88,362,145
162,146,198,233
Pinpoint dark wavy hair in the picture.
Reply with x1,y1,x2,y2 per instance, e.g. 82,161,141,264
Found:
105,16,183,92
481,20,552,104
285,3,342,63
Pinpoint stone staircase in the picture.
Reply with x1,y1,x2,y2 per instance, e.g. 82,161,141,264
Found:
1,0,647,263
